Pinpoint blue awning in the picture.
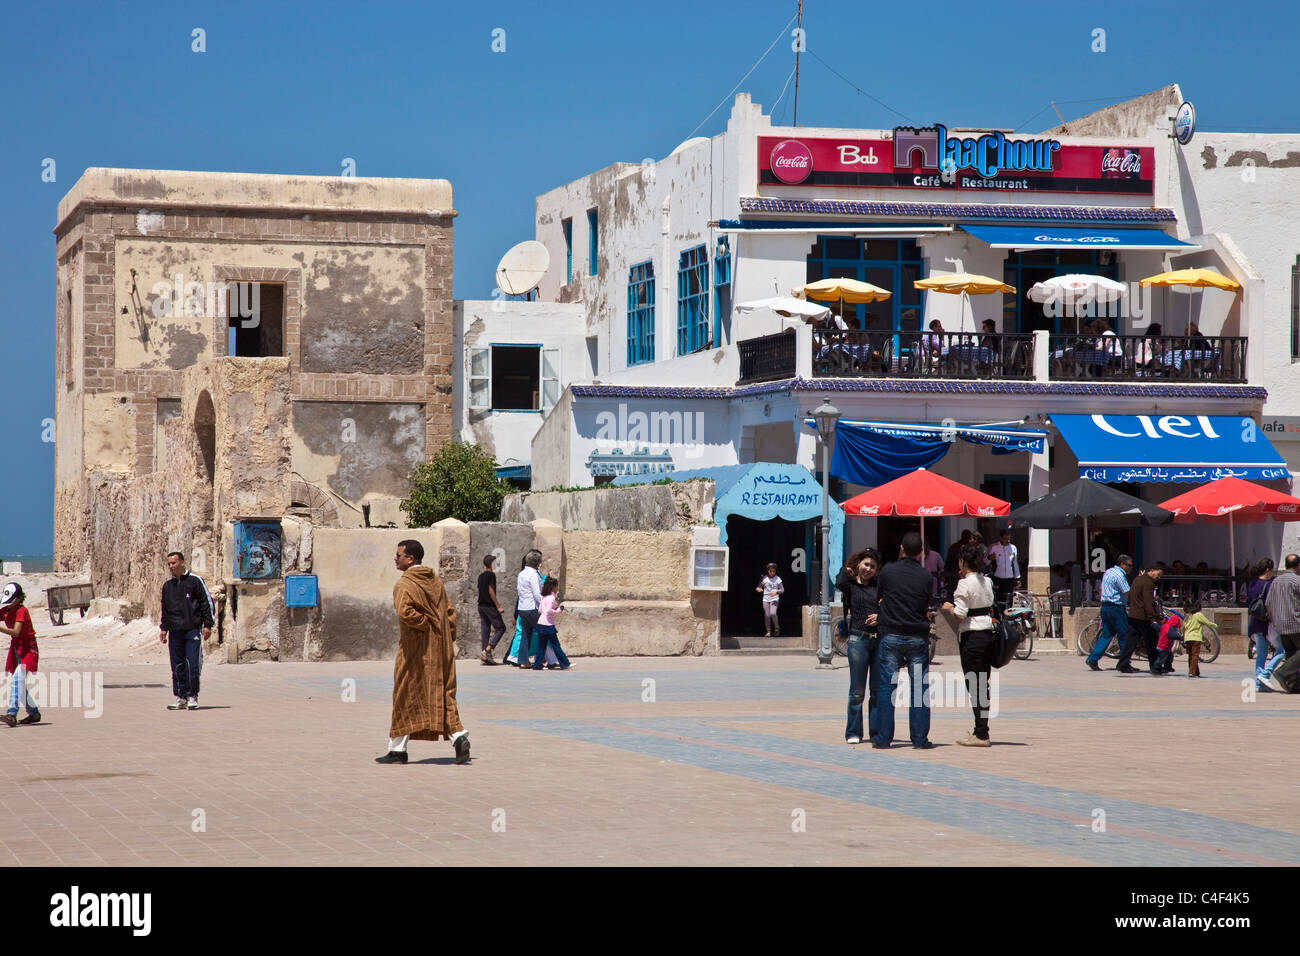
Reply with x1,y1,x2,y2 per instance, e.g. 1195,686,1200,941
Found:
962,224,1197,251
1052,414,1289,483
613,463,844,574
495,464,531,480
802,419,1045,487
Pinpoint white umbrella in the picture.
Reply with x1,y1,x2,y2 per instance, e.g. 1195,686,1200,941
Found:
1028,274,1127,332
735,296,844,329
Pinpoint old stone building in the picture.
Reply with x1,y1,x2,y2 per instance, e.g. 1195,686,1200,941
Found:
53,168,455,658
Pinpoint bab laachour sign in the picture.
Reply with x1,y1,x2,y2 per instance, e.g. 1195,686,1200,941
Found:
760,123,1154,195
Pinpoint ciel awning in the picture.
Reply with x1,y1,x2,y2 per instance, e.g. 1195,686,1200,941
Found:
1051,414,1289,483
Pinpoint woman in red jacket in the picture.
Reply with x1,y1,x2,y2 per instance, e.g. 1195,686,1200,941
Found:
1,583,40,726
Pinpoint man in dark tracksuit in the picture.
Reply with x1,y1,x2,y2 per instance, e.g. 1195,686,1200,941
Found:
159,551,215,710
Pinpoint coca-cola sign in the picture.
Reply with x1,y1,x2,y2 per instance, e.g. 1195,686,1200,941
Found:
769,139,813,184
1101,148,1142,179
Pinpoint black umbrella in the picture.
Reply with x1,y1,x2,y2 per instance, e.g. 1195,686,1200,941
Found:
1009,477,1174,607
1009,477,1175,531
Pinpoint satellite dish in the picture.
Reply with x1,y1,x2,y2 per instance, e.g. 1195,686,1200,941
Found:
496,240,550,297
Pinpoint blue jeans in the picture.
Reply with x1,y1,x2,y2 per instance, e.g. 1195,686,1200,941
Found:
1088,604,1131,665
168,628,203,699
530,625,570,669
1253,628,1284,679
6,664,38,716
874,634,931,747
845,634,880,741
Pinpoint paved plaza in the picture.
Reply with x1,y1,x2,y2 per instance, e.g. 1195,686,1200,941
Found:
4,638,1298,867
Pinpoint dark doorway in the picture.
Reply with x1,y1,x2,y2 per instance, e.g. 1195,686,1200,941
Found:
721,515,810,637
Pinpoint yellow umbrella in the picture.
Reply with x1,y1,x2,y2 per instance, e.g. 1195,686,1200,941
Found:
1138,268,1241,291
793,277,893,304
913,272,1016,295
1139,268,1240,332
913,272,1016,333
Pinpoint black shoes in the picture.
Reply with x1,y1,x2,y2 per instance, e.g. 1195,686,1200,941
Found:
1117,665,1140,674
454,733,471,764
0,714,16,728
18,713,41,725
913,741,936,750
375,751,408,764
1086,660,1101,671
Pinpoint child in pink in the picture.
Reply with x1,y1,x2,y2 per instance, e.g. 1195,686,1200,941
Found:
530,578,573,671
1155,611,1182,674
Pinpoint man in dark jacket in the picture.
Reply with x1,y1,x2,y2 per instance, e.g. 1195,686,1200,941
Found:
1126,564,1163,675
872,532,936,749
159,551,215,710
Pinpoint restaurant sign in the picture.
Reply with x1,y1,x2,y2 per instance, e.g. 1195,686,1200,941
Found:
759,124,1154,195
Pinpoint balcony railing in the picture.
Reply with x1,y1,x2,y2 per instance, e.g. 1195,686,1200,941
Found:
1048,333,1247,383
812,329,1035,380
737,328,798,384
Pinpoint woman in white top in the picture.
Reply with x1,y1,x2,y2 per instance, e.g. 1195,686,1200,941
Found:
941,543,996,748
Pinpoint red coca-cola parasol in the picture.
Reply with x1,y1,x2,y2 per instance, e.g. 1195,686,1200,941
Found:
1158,476,1300,578
840,468,1009,550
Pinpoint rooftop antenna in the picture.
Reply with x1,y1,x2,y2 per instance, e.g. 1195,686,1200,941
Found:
792,0,803,126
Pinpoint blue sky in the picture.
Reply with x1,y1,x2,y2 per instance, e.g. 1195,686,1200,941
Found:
1,0,1296,555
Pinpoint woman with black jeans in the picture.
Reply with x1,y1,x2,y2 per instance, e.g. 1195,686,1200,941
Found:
838,548,882,745
942,543,997,747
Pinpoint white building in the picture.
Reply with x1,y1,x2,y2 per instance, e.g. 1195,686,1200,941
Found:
466,85,1300,631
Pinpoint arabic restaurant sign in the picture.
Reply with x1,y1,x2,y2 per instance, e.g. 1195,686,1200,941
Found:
737,471,820,509
758,125,1154,195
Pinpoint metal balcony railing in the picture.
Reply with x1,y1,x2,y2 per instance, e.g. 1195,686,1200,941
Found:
1048,333,1247,383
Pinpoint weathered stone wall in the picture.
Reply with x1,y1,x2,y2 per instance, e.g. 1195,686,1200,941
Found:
561,530,691,601
305,519,718,661
501,481,714,531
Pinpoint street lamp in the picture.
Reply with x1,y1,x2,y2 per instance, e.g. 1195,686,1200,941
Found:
811,396,840,667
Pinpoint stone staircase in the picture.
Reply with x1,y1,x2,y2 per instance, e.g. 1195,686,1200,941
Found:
720,635,813,656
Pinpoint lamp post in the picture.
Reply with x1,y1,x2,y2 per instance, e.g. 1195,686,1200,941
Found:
812,396,840,667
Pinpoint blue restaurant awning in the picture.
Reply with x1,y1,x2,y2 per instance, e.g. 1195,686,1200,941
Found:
1052,414,1290,483
962,224,1198,251
802,419,1046,487
612,462,844,574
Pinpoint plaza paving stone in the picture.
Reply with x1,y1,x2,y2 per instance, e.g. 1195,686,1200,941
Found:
3,647,1297,866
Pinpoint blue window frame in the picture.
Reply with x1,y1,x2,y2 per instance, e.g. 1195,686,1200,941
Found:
806,236,925,359
587,209,599,277
1003,249,1120,334
627,261,655,366
713,236,732,346
677,244,710,355
562,218,573,284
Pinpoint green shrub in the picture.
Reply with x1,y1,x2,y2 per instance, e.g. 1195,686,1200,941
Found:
400,442,510,526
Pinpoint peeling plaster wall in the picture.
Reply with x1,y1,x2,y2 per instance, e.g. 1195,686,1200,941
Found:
112,239,426,373
291,401,425,513
82,393,135,476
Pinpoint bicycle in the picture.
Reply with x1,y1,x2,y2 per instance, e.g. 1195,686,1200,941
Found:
1076,615,1220,664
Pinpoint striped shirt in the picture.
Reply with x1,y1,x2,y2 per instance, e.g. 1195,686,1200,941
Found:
1265,570,1300,634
